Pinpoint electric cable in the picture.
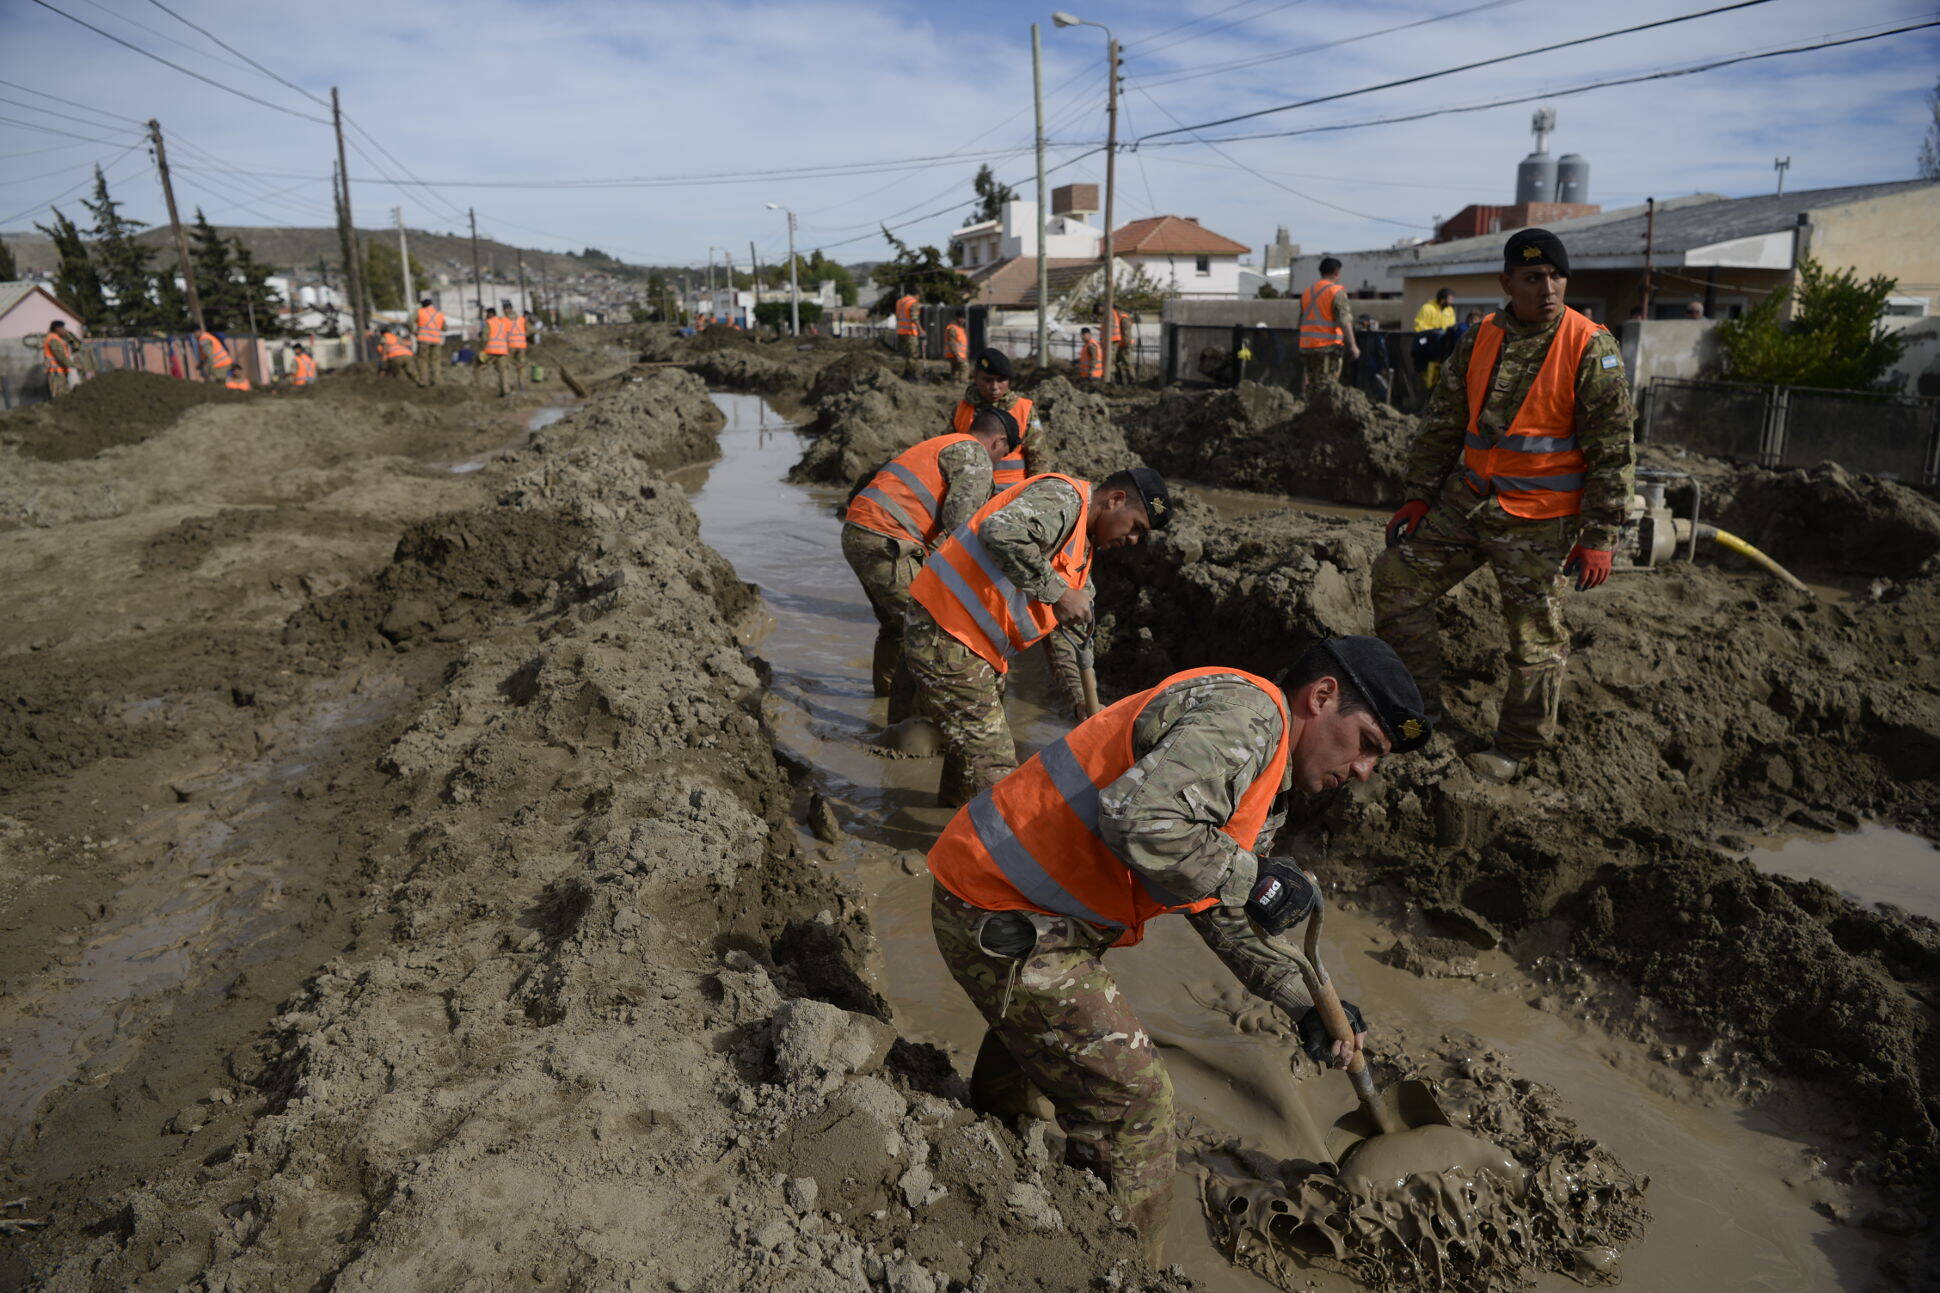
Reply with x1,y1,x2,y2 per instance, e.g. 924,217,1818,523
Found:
0,142,145,228
0,113,142,146
1137,0,1529,88
1128,0,1311,60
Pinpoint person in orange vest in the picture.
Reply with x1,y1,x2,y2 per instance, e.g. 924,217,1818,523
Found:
1104,305,1134,382
943,310,969,382
475,307,521,397
502,298,528,364
893,284,922,376
841,406,1020,723
41,319,76,400
224,367,252,391
196,328,233,383
414,297,446,387
927,635,1430,1263
1373,228,1635,783
1297,256,1359,395
951,348,1038,490
1076,327,1103,381
288,343,318,388
378,325,414,379
903,464,1170,805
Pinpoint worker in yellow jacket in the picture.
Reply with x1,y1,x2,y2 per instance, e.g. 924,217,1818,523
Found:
1412,288,1457,390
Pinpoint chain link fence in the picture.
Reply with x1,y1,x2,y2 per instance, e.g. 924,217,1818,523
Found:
1641,377,1940,483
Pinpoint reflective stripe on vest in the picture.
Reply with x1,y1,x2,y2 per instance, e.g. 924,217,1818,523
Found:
908,473,1091,674
291,354,317,385
954,395,1034,488
1461,307,1601,520
225,373,250,390
200,332,232,368
1110,309,1126,346
844,432,980,546
929,666,1291,946
945,324,968,360
1298,280,1344,350
42,333,69,371
416,307,444,346
1079,340,1104,379
896,295,921,336
509,315,528,349
381,333,412,360
484,317,511,356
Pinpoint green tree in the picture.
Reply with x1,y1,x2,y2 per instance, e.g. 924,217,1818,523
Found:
804,249,856,306
1068,262,1173,316
1712,256,1908,391
33,208,107,328
0,236,17,281
754,299,824,330
188,209,240,330
365,240,428,312
231,237,284,335
81,164,165,332
1920,76,1940,180
1256,281,1280,299
968,164,1016,223
872,227,973,312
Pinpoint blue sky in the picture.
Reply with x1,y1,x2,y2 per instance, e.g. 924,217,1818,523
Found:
2,0,1935,269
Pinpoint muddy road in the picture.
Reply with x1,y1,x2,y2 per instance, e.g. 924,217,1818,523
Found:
2,329,1934,1290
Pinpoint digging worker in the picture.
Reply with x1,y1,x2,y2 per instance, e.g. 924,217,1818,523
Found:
224,366,251,391
414,297,446,386
1297,256,1359,394
1077,327,1103,382
842,407,1018,723
952,347,1039,489
476,306,521,397
288,343,318,388
196,327,233,383
1107,304,1134,382
503,299,529,362
904,465,1169,806
944,311,970,382
1372,228,1635,784
928,636,1431,1263
378,325,414,379
41,319,76,399
894,286,923,376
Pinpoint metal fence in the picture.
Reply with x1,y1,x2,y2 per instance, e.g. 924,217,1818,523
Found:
1162,322,1434,410
1641,377,1940,483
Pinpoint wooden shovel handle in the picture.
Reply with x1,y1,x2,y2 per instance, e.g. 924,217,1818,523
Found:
1308,973,1369,1078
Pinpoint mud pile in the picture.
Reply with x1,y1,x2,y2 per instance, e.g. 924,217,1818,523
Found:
1016,376,1146,482
789,363,959,486
1,368,251,462
1128,381,1411,505
20,368,1170,1291
1091,499,1940,1202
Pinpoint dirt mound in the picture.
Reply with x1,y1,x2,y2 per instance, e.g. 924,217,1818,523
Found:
1019,376,1147,482
1128,381,1411,505
543,367,728,472
0,369,247,462
1092,500,1940,1184
805,349,898,406
683,346,802,394
790,367,957,486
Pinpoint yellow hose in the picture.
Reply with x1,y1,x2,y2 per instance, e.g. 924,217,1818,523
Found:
1700,525,1813,596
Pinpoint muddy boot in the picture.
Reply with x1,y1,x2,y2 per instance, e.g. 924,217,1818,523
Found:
1468,748,1523,783
937,747,971,808
870,634,899,699
886,664,918,727
969,1030,1056,1125
1127,1180,1175,1268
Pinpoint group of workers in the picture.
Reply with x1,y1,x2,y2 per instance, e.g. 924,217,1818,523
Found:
891,287,1138,386
836,226,1632,1263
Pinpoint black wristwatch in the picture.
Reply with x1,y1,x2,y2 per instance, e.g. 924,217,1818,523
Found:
1244,859,1318,936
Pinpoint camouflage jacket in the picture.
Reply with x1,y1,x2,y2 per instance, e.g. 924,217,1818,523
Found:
1097,674,1316,1018
931,438,996,547
1401,305,1636,551
961,383,1044,473
979,475,1092,719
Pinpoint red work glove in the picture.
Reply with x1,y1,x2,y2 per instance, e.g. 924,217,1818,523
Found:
1563,545,1612,591
1384,500,1430,547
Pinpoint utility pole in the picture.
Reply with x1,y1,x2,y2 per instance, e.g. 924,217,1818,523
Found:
1773,156,1791,196
784,210,800,338
539,258,551,324
468,207,484,335
1033,23,1048,364
749,238,762,324
516,250,528,318
1640,196,1656,318
146,118,205,336
332,88,369,361
1101,34,1119,381
394,206,414,306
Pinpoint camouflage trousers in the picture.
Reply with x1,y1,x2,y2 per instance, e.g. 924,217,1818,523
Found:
1112,345,1135,383
931,885,1176,1245
414,345,440,386
902,603,1016,806
898,333,920,367
840,523,922,723
1371,474,1576,756
477,352,522,396
1301,348,1342,392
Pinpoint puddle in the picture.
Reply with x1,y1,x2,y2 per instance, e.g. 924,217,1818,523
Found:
443,401,576,474
685,392,1894,1292
1752,824,1939,921
526,402,573,432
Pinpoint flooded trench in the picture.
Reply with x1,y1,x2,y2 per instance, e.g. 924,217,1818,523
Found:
684,392,1897,1291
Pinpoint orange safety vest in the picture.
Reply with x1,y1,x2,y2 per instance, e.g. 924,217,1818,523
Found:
380,331,413,360
416,306,445,347
1109,309,1127,347
929,666,1291,947
509,314,528,350
42,331,71,373
895,294,921,337
1079,338,1104,380
953,396,1034,489
945,323,968,361
199,331,232,369
1298,279,1346,350
290,353,317,385
1461,308,1601,520
483,316,511,356
909,473,1091,675
225,371,251,391
845,431,982,547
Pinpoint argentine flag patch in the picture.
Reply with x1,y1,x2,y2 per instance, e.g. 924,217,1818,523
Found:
1601,355,1620,369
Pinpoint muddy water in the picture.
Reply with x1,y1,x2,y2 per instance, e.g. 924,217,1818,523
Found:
1752,825,1939,921
685,393,1891,1292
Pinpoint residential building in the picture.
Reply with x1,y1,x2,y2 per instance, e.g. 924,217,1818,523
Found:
0,281,81,340
1111,215,1249,300
949,183,1105,269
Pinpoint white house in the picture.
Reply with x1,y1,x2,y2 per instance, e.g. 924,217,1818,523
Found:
0,281,82,341
1110,215,1249,300
950,183,1105,268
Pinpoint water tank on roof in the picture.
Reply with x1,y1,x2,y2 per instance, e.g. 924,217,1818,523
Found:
1556,154,1590,204
1516,152,1557,205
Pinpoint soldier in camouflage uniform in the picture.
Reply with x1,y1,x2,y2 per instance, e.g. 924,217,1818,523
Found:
841,409,1011,722
929,638,1432,1264
903,468,1164,806
1371,228,1635,781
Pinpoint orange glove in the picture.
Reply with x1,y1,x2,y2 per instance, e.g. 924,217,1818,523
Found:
1563,545,1611,590
1385,499,1430,547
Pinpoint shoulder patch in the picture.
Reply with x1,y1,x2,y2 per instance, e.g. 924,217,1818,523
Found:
1600,354,1620,369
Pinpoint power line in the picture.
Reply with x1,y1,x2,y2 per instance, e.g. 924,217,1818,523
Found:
0,142,145,228
0,80,149,127
69,0,267,79
1137,0,1782,142
1137,0,1530,88
143,0,332,108
1128,0,1311,60
0,112,142,146
24,0,330,123
1125,0,1273,52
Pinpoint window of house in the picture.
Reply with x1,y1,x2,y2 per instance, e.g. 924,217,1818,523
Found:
1195,255,1210,276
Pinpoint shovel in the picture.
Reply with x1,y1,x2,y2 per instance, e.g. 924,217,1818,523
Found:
1064,624,1102,717
1287,887,1453,1165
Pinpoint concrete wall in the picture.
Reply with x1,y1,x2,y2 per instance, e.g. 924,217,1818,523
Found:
1400,266,1791,324
1617,318,1722,388
1808,186,1940,315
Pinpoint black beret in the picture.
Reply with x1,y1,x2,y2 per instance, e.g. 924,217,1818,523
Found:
1321,635,1432,753
968,405,1021,449
1126,466,1172,529
973,347,1014,380
1503,227,1569,278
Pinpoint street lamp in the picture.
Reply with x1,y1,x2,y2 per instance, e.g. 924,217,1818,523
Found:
1055,11,1120,381
765,203,801,337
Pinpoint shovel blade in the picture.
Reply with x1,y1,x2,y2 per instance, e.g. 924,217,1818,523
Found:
1325,1078,1453,1161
